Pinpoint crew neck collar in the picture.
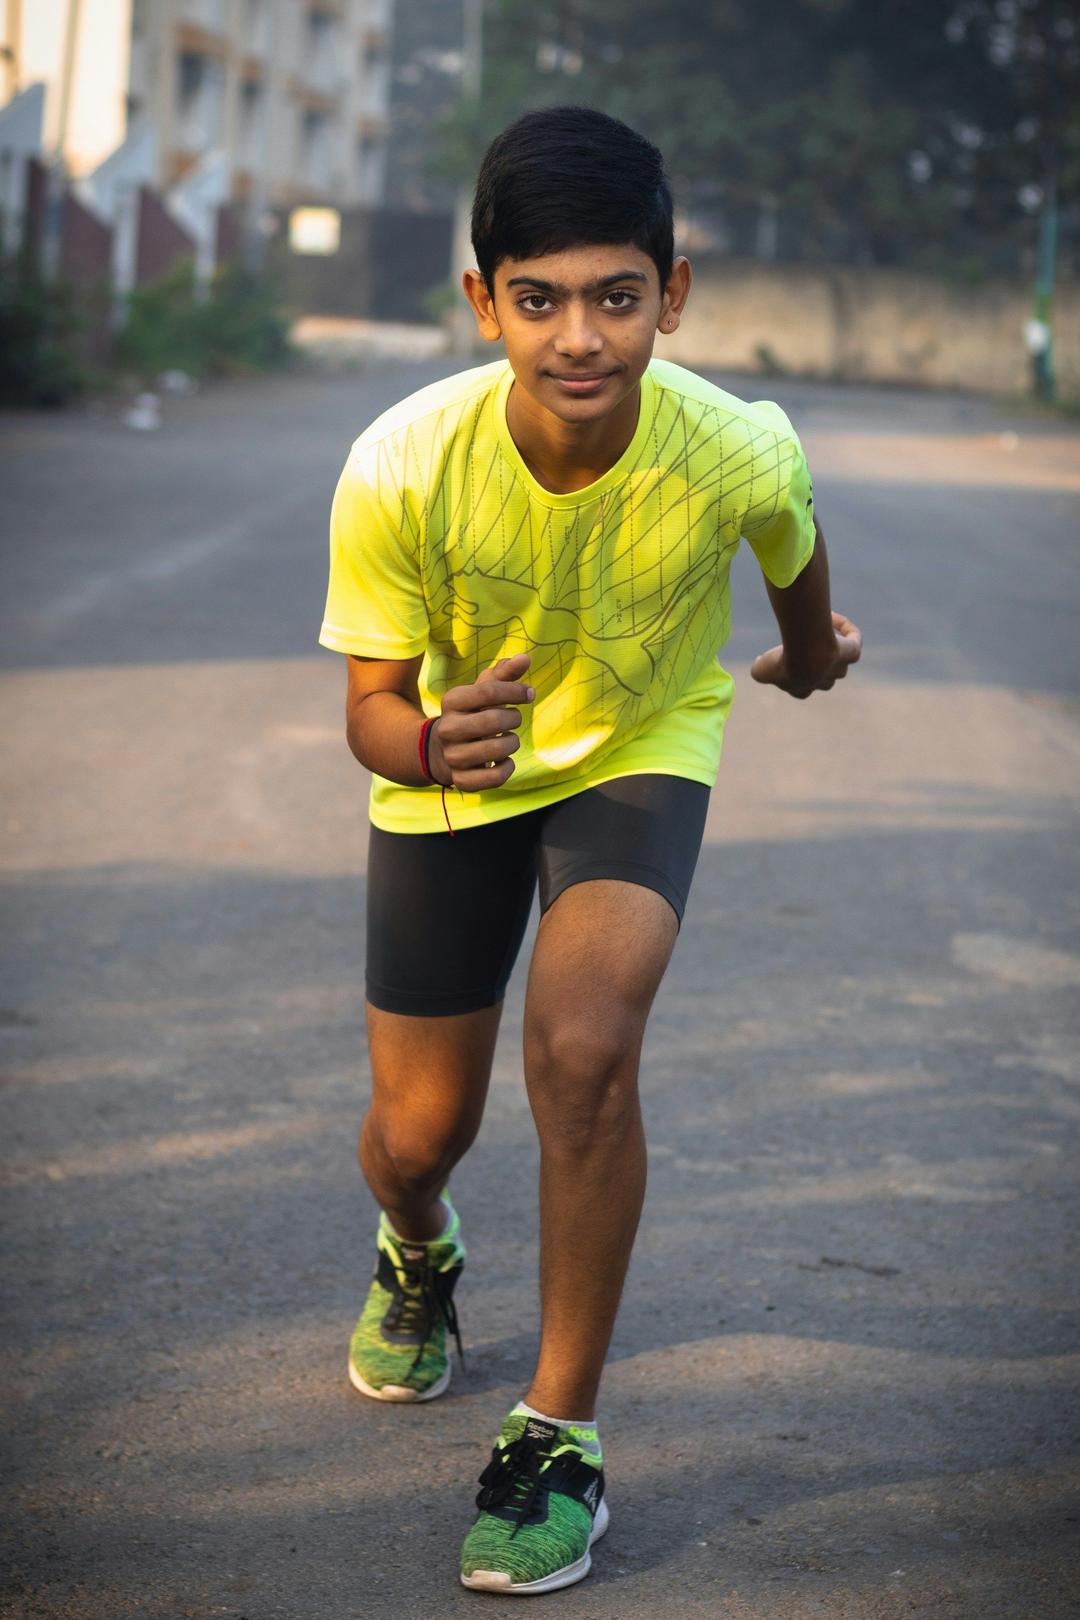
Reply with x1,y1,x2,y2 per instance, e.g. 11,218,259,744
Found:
494,363,656,509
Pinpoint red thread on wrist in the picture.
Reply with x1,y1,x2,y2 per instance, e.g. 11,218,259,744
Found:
419,716,455,836
418,715,437,781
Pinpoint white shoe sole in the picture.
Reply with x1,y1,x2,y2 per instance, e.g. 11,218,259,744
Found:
348,1359,451,1403
460,1497,610,1594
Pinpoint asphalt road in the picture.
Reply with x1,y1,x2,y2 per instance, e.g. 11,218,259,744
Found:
2,362,1079,1620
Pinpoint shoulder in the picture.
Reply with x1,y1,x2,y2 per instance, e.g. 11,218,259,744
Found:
647,359,800,445
347,361,508,468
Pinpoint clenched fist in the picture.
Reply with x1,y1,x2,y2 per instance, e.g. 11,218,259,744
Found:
428,654,536,792
750,612,862,699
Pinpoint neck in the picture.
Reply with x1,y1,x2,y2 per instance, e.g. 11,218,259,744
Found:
505,378,642,495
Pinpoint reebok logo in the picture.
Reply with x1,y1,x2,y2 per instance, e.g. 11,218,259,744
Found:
583,1478,599,1510
523,1419,558,1445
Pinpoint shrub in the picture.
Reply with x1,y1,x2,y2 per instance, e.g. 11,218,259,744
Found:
114,259,295,381
0,251,94,407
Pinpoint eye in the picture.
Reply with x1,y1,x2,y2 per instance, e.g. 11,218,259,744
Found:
518,293,553,313
602,289,640,310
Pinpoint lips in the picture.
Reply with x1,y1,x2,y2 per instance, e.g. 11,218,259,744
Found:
549,372,616,394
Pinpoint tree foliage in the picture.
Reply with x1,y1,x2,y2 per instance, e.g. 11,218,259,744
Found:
441,0,1080,273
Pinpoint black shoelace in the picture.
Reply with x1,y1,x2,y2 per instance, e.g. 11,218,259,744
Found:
476,1435,551,1537
383,1254,465,1377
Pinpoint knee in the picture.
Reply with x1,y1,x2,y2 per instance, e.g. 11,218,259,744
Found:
527,1014,642,1149
531,1008,638,1087
367,1111,477,1192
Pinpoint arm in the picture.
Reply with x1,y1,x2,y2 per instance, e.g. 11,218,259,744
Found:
751,516,862,699
345,652,431,786
345,652,535,790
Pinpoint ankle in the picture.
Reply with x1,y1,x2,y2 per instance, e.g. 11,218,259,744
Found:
522,1387,597,1425
511,1400,602,1458
381,1191,455,1245
514,1398,595,1427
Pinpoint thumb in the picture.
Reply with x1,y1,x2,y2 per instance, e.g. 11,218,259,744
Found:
750,644,783,684
486,652,532,680
835,626,862,666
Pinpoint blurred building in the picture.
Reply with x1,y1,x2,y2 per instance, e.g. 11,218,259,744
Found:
384,0,464,214
125,0,394,210
0,82,45,255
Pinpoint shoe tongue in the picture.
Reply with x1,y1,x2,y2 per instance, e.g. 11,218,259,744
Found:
398,1243,427,1265
522,1417,559,1446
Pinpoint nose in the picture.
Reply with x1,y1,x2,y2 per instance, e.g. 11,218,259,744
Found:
553,299,603,361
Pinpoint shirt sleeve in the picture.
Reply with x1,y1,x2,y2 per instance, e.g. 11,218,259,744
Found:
318,440,429,658
740,404,817,589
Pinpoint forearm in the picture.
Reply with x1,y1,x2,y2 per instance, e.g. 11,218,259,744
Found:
344,651,530,792
764,518,838,674
347,690,440,787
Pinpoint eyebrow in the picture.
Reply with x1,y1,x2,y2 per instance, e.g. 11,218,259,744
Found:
504,269,650,295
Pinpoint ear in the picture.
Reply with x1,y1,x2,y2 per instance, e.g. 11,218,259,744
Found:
462,269,502,341
657,256,692,336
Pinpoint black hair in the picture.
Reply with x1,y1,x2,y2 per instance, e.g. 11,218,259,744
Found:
471,105,674,294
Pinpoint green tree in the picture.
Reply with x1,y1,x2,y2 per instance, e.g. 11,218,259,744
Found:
440,0,1079,273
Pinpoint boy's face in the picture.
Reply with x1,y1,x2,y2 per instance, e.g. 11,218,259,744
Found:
463,243,691,428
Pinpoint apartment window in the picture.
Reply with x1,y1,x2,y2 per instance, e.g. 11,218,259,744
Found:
179,53,204,101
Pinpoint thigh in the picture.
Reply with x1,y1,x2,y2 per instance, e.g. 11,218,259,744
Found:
524,775,709,1085
521,878,678,1135
537,772,710,930
527,877,679,1030
366,1001,503,1148
365,813,540,1017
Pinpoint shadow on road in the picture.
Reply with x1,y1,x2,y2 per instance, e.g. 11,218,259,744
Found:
3,817,1078,1614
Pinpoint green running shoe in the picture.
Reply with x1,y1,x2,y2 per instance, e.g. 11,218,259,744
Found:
460,1412,608,1594
348,1204,465,1402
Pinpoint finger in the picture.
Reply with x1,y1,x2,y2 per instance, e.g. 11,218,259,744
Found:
440,706,523,740
483,654,533,695
445,677,534,712
836,631,862,665
445,733,520,771
452,757,516,792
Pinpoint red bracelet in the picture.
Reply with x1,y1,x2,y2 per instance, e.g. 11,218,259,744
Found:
418,715,456,837
418,715,438,782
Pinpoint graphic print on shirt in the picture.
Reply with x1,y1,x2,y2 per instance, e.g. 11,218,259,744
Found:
405,386,797,770
320,360,816,827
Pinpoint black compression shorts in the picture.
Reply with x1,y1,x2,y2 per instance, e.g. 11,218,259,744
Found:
365,773,710,1017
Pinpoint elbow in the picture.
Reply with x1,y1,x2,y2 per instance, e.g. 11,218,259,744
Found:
345,700,370,768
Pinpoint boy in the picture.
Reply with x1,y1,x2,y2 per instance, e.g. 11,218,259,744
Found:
319,105,861,1595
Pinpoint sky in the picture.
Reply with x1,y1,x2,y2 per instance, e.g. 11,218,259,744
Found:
3,0,132,175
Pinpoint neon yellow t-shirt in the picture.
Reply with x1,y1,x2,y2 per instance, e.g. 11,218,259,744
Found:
319,357,815,833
